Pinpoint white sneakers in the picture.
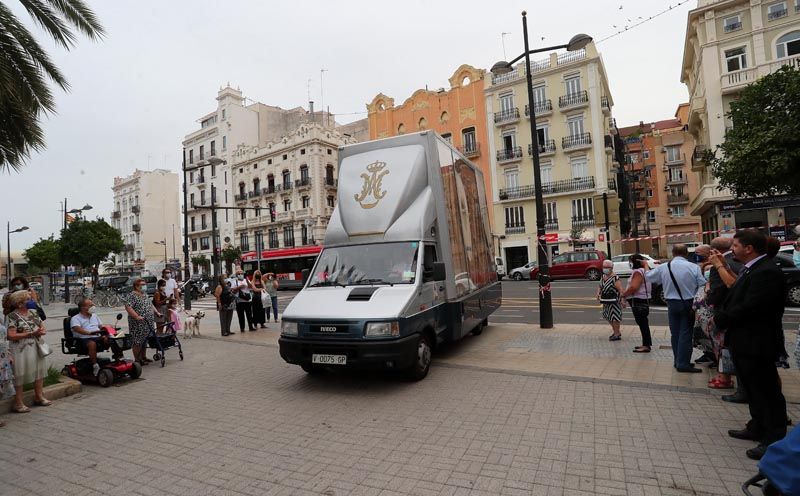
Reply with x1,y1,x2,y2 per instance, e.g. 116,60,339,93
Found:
92,363,100,376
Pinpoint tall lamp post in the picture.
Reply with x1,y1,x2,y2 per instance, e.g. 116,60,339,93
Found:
491,13,592,329
7,223,29,287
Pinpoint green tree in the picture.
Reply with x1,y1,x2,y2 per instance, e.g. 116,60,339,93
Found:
191,254,209,273
220,245,241,274
60,219,123,283
0,0,104,171
23,235,61,273
709,65,800,197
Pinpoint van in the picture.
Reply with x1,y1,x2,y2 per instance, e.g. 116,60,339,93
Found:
495,257,506,280
278,132,502,380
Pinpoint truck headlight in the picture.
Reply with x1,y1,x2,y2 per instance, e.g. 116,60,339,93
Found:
365,321,399,338
281,321,298,337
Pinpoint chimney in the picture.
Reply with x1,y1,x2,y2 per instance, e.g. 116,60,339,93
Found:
309,101,315,123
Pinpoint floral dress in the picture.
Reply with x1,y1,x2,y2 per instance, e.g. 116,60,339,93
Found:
6,310,47,385
124,291,155,346
0,322,16,399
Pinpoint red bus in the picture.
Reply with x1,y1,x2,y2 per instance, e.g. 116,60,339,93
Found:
240,245,322,289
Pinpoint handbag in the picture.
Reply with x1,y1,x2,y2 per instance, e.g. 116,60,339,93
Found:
261,291,269,306
35,337,53,358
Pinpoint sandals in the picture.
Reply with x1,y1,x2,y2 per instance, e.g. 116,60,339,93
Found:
11,404,30,413
632,346,651,353
33,398,52,407
609,334,622,341
708,377,734,389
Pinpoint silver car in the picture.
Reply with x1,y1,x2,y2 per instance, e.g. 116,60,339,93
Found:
509,261,536,281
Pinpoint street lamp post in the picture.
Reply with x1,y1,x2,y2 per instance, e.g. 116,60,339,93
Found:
155,240,168,267
491,12,591,329
62,202,93,302
7,223,29,287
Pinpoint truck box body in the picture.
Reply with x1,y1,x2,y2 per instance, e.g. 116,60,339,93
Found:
279,132,501,378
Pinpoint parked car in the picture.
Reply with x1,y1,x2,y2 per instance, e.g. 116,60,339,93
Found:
530,250,607,281
509,261,536,281
772,254,800,306
97,276,129,291
495,257,506,280
124,275,157,295
610,253,660,277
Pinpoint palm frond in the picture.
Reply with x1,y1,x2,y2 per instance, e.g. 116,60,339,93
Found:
17,0,75,48
46,0,105,40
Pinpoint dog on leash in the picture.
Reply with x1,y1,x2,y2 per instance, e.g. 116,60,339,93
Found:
183,310,206,338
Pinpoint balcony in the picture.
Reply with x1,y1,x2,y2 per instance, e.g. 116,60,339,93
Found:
668,193,690,205
692,145,709,172
608,117,617,130
111,211,121,219
248,190,261,199
234,193,247,202
193,175,206,186
525,100,553,117
295,177,312,189
279,183,294,193
491,68,522,85
499,185,535,201
768,8,788,20
721,67,758,93
528,140,556,157
457,143,480,158
324,178,338,188
494,108,520,125
667,176,688,186
505,223,525,235
131,205,140,214
545,218,559,231
276,211,294,222
604,134,614,151
607,178,617,191
542,176,595,196
558,90,589,110
131,224,141,232
571,216,595,228
123,243,135,252
724,21,742,32
557,49,586,66
562,132,592,151
295,208,312,219
664,153,685,166
601,96,611,115
496,146,523,164
262,185,277,196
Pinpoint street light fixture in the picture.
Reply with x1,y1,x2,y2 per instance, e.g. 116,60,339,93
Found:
491,11,592,329
154,240,168,268
6,223,29,287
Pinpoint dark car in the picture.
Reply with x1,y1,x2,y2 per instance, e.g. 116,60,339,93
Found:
98,276,129,291
772,254,800,306
124,275,158,296
530,250,608,281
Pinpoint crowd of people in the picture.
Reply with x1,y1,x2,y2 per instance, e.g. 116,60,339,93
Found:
213,270,279,337
598,230,792,460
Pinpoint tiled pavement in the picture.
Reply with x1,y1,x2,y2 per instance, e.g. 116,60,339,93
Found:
2,335,797,496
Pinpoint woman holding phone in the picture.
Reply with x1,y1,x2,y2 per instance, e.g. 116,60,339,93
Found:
623,254,652,353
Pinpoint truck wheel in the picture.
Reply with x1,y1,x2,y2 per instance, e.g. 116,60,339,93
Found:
513,272,523,281
300,363,324,375
585,268,601,281
405,333,432,381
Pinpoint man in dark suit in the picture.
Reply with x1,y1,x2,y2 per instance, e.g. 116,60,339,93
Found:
713,229,787,460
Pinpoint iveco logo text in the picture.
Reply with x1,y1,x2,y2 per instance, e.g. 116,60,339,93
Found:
320,326,337,332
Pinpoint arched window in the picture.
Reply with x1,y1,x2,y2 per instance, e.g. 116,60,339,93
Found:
238,182,246,196
398,123,405,135
253,177,260,193
325,164,334,184
776,30,800,58
300,164,309,181
440,111,449,124
462,75,471,86
267,173,275,192
282,170,291,188
418,117,427,130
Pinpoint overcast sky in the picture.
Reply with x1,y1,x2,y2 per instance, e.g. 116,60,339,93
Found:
2,0,695,250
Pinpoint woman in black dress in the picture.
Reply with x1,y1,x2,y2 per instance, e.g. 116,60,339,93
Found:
250,270,267,329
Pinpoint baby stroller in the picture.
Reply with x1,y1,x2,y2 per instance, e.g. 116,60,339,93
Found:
743,427,800,495
146,320,184,367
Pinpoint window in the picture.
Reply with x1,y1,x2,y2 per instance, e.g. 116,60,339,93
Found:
570,155,589,178
665,145,682,163
418,117,427,130
282,154,288,160
504,206,524,228
239,209,246,220
301,224,309,245
189,193,195,207
462,127,477,152
268,229,279,248
644,168,651,178
269,203,276,221
536,124,550,144
267,158,272,165
327,149,332,155
626,153,639,165
504,169,519,190
768,2,788,20
540,161,553,184
191,239,197,251
210,140,216,156
642,150,650,160
189,171,194,184
190,217,196,231
669,167,685,182
300,148,306,155
565,74,581,95
545,201,557,222
221,109,226,120
224,170,227,185
567,115,584,136
776,31,800,58
398,123,405,134
325,165,334,183
723,15,742,32
499,93,514,112
501,131,516,151
302,196,310,208
327,196,335,208
672,206,686,217
300,165,309,181
238,183,245,197
200,190,206,205
284,199,291,211
283,226,295,248
648,210,656,223
532,84,546,104
199,145,205,159
200,237,210,250
441,133,452,144
211,164,216,177
725,47,747,72
240,233,249,251
282,170,291,187
571,198,594,221
647,188,653,198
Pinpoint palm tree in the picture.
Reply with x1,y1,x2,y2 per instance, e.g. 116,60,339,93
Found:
0,0,104,172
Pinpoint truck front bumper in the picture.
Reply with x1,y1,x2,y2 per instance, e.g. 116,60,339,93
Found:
278,334,418,370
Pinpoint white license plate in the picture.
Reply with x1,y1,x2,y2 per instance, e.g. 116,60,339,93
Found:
311,354,347,365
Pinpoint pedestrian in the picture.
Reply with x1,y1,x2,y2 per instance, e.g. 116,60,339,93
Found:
230,269,255,332
713,229,787,460
793,241,800,269
693,244,711,265
2,276,44,321
692,263,733,389
265,273,279,323
123,278,160,365
645,244,706,373
0,320,16,426
153,279,169,333
597,260,623,341
162,268,180,302
250,270,267,329
622,254,652,352
5,290,50,413
214,274,235,336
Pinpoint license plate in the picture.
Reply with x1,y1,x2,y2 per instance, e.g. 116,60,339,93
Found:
312,354,347,365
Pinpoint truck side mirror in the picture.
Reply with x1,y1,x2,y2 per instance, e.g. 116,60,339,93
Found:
432,262,446,282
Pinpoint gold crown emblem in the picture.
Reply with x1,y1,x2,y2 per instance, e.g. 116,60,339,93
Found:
366,161,386,173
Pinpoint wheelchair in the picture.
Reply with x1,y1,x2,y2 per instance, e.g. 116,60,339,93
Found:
61,308,142,387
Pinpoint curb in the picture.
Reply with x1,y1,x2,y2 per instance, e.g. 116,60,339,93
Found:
0,377,82,413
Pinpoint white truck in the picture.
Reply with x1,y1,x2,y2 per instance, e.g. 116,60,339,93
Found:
278,132,502,380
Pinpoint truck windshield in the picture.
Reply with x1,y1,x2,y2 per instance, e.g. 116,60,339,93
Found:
308,242,419,287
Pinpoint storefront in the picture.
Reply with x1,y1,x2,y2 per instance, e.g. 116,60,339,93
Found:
715,194,800,241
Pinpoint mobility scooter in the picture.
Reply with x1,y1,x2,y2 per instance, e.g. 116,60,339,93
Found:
61,308,142,387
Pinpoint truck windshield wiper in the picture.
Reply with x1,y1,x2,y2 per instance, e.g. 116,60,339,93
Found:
308,280,347,288
352,278,394,287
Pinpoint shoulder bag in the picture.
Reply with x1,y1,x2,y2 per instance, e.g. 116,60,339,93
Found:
36,337,53,358
667,261,686,300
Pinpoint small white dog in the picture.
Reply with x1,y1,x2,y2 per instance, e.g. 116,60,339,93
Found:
182,310,205,338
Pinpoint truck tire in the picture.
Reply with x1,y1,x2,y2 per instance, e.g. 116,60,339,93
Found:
405,333,432,381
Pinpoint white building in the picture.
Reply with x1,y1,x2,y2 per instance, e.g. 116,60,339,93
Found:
229,122,357,256
111,169,180,274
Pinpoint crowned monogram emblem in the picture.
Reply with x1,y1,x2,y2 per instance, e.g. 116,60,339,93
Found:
354,161,390,209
